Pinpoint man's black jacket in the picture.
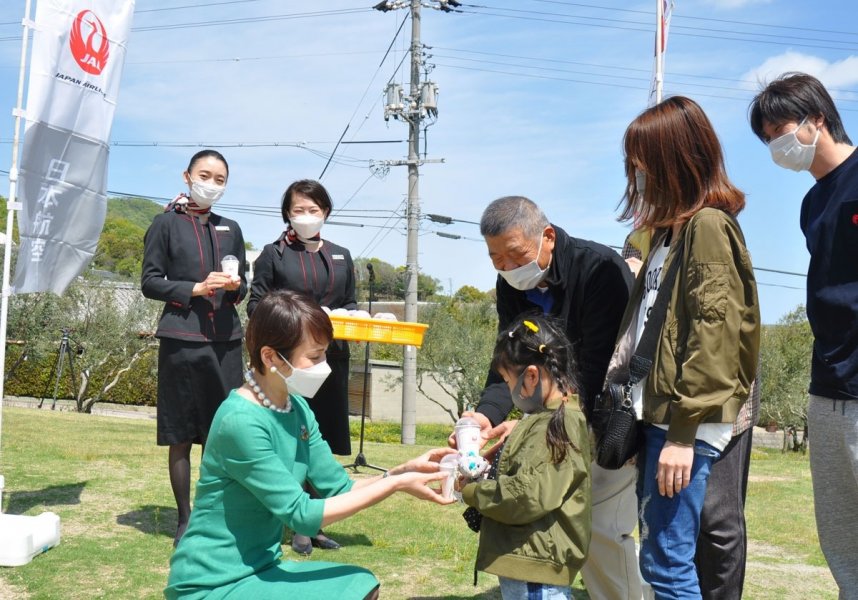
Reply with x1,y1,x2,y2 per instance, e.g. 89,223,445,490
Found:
477,224,633,425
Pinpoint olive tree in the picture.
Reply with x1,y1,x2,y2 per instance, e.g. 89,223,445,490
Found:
758,305,813,449
416,299,498,422
7,279,161,412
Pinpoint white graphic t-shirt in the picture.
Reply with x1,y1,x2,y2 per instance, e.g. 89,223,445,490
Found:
631,240,731,451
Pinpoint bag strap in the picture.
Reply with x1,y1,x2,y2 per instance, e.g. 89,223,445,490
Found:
628,236,685,386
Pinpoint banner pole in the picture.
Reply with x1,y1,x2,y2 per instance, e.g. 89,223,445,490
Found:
655,0,664,104
0,0,34,495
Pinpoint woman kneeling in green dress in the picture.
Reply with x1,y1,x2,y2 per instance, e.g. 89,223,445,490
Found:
165,289,456,600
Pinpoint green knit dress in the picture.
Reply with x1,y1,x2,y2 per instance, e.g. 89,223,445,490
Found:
165,390,378,599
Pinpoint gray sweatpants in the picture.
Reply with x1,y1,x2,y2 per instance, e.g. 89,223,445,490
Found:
808,395,858,600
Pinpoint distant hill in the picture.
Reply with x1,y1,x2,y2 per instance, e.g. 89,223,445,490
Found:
106,196,163,229
94,197,163,279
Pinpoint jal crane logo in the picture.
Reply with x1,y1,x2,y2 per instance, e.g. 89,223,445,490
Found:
69,10,109,75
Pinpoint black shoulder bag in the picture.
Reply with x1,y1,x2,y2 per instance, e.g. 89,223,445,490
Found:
591,240,685,470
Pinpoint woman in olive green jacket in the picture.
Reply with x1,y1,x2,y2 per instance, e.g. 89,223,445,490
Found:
608,96,760,600
461,316,591,599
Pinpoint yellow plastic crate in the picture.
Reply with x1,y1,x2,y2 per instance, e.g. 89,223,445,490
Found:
329,315,429,347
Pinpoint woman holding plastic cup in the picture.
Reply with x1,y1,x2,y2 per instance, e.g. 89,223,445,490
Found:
141,149,247,547
248,179,356,554
166,290,455,600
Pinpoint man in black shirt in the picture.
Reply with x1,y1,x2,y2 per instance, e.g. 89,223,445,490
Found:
750,72,858,599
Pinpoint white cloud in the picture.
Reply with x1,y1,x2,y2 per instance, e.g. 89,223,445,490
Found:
744,51,858,90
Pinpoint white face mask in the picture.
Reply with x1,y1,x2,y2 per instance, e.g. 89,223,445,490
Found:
769,117,819,172
290,214,325,239
497,234,550,291
189,179,225,208
635,169,646,197
275,352,331,398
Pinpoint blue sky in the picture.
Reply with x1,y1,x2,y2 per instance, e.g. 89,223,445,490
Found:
0,0,856,323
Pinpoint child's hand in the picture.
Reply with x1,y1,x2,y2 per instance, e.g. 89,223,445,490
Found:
448,411,492,449
483,420,517,455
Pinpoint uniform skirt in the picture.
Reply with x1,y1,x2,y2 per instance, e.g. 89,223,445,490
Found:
305,353,351,455
157,338,243,446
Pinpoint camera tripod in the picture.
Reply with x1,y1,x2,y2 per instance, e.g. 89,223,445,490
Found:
38,328,82,410
344,263,386,474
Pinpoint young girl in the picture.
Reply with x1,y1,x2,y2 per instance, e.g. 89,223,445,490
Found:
459,315,591,600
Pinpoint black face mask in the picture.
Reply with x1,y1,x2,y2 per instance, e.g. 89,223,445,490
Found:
511,368,544,414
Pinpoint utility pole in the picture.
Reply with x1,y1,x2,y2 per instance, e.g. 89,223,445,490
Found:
402,0,421,445
374,0,454,444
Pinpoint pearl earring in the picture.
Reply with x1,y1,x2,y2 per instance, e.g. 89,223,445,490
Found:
270,365,277,373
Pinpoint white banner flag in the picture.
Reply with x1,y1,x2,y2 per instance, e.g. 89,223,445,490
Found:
13,0,135,294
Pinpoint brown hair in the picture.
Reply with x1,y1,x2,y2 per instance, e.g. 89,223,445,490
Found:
245,290,333,373
619,96,745,230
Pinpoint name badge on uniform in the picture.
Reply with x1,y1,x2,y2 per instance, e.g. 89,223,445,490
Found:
215,225,230,231
332,254,345,260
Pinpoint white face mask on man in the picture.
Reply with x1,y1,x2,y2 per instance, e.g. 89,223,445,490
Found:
274,352,331,398
496,234,550,291
188,179,225,208
768,116,819,172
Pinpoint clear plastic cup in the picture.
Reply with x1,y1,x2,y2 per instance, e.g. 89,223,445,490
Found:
221,255,239,278
454,416,482,456
439,454,459,500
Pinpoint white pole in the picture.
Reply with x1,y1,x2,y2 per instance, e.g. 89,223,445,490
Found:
655,0,664,104
0,0,34,490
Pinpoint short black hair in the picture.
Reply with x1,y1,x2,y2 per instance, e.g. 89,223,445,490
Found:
245,290,333,373
749,72,852,144
281,179,333,224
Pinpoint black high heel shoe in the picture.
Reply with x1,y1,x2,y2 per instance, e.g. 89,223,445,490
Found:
311,532,341,550
291,534,313,555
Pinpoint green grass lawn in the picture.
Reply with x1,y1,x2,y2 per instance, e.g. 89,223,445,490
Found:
0,408,837,599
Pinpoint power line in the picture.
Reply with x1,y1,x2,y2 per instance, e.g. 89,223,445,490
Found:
122,50,381,67
432,62,858,113
454,6,858,54
320,12,411,180
135,0,266,14
0,170,810,281
0,8,373,41
470,2,858,47
130,7,373,33
434,46,858,96
524,0,858,38
431,52,858,103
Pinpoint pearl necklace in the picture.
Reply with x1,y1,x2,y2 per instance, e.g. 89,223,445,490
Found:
244,369,291,413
